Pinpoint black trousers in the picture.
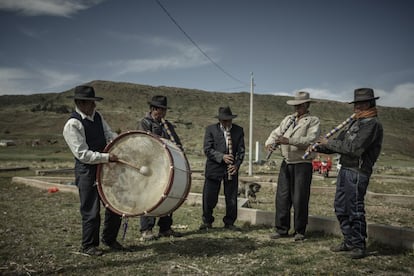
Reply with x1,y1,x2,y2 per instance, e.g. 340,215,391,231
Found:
75,161,121,249
140,214,173,233
275,161,312,235
202,175,238,226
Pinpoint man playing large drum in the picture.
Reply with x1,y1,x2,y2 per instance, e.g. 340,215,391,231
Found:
137,95,184,240
63,85,124,256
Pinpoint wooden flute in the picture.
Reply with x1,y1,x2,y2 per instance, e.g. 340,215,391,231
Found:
266,113,297,160
302,113,356,159
226,128,233,180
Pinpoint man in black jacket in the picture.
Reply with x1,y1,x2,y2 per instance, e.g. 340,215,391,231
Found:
138,95,183,240
314,88,383,259
200,106,245,230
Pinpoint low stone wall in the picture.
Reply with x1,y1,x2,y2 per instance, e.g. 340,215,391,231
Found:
11,176,414,250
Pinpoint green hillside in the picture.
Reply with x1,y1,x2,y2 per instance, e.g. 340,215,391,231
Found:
1,80,413,163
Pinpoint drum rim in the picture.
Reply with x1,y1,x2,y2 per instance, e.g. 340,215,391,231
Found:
146,145,192,216
96,130,190,217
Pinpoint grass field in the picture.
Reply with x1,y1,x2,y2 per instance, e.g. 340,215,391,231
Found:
1,138,414,275
1,170,414,275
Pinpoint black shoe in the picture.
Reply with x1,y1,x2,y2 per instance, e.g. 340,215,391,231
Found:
141,230,157,241
158,229,183,238
80,246,103,256
269,232,289,239
102,240,124,251
294,233,305,241
224,224,241,231
349,248,367,259
199,223,213,230
330,242,354,252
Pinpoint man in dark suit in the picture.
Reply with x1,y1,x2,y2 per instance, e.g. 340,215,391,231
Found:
200,106,245,231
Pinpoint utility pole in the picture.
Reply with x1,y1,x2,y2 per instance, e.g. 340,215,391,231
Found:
248,72,254,176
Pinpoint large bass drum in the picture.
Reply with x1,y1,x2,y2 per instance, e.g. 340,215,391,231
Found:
96,130,191,217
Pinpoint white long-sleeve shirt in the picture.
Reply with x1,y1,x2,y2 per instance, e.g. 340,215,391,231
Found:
62,107,117,164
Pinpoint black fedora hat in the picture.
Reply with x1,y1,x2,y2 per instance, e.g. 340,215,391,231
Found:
349,88,379,104
148,95,167,109
69,85,103,101
215,106,237,120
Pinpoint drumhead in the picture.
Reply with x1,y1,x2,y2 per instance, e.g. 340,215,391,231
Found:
97,131,175,216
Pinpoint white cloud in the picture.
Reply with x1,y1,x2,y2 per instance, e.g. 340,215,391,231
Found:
272,84,414,109
113,51,210,75
0,0,106,17
272,88,347,103
0,67,33,80
376,83,414,109
0,66,80,95
106,36,213,75
0,67,34,94
38,69,80,90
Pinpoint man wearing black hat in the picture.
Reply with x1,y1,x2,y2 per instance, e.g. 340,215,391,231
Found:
199,106,245,231
63,85,124,256
314,88,383,259
137,95,183,240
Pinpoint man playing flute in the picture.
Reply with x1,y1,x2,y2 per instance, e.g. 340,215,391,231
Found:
200,106,245,231
312,88,383,259
265,91,320,241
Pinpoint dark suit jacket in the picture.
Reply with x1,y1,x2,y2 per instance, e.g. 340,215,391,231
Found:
203,123,245,180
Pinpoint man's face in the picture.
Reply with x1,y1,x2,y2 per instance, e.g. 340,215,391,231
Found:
151,106,167,121
294,103,308,116
78,100,96,116
354,101,370,113
220,119,232,129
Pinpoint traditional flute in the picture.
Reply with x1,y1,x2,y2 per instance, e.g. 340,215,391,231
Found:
161,118,177,144
226,128,233,181
302,113,356,159
266,113,297,160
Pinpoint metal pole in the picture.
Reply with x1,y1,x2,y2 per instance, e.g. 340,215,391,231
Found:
248,72,254,176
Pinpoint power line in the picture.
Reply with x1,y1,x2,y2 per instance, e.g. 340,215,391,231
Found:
155,0,249,87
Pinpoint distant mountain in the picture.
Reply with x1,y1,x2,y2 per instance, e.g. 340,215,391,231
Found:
1,80,413,159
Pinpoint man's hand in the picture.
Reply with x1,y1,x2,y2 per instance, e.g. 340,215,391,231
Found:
265,144,276,152
228,164,238,176
317,136,329,146
109,153,119,162
275,136,289,145
223,154,234,164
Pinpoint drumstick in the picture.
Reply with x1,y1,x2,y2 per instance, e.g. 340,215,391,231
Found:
117,159,150,176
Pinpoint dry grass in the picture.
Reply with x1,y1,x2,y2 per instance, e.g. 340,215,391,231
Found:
1,170,414,275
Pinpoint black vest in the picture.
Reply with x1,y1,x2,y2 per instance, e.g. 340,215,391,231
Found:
70,111,107,152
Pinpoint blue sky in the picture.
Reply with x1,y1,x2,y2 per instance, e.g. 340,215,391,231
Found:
1,0,413,108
